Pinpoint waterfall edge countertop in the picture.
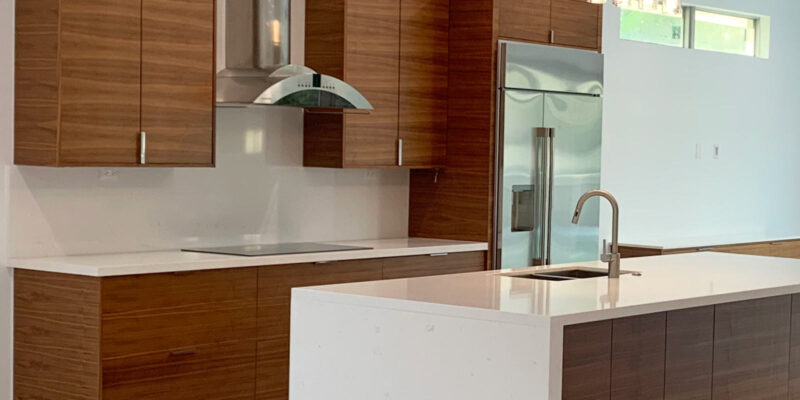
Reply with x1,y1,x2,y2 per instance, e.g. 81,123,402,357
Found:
290,252,800,400
6,238,488,277
294,251,800,325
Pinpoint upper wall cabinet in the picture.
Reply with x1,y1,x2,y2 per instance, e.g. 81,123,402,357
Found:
14,0,215,167
303,0,448,169
498,0,602,51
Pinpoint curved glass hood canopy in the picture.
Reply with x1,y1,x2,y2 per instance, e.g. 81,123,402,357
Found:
215,0,373,110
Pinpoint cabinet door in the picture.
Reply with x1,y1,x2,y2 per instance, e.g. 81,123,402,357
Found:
256,260,383,400
713,296,791,400
550,0,601,50
382,251,486,280
59,0,142,165
141,0,215,166
497,0,552,43
342,0,400,168
611,313,666,400
398,0,448,168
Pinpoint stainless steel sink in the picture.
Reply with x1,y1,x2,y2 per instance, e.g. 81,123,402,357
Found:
503,268,637,282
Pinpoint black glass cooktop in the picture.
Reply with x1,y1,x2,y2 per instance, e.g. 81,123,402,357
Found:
181,242,372,257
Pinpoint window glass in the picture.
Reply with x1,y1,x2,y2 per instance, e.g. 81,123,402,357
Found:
620,8,684,47
694,10,756,56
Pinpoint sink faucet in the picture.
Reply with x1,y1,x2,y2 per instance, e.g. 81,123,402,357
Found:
572,190,621,279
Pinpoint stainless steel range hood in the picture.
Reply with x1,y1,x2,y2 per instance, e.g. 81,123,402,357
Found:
216,0,373,110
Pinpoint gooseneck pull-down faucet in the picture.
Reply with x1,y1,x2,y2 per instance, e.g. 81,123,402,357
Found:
572,190,621,279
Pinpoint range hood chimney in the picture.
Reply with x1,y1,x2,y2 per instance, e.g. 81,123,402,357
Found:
216,0,373,110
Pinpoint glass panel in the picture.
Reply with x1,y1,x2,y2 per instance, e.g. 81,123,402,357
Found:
694,10,756,56
620,8,684,47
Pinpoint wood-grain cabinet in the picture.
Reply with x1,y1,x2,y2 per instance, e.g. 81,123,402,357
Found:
14,251,485,400
303,0,448,169
563,295,800,400
498,0,603,51
14,0,215,167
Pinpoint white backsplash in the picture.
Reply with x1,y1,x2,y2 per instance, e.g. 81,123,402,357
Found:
7,107,410,258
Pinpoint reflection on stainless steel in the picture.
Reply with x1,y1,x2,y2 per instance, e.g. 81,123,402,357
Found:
496,41,603,270
500,41,604,95
216,0,373,110
572,190,621,279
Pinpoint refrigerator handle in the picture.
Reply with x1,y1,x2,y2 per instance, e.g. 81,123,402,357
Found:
535,127,556,265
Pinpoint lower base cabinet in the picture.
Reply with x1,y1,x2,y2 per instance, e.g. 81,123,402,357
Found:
563,296,798,400
13,251,486,400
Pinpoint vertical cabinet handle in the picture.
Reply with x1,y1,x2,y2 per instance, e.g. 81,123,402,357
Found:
139,131,147,165
398,138,404,167
550,30,555,44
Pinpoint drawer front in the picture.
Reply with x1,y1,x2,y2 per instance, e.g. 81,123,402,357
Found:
102,268,257,358
257,259,383,339
381,251,486,280
256,337,290,400
103,340,256,400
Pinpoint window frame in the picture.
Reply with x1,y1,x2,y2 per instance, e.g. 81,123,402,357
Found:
619,4,764,58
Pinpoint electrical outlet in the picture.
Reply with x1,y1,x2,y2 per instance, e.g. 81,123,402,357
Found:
713,144,720,159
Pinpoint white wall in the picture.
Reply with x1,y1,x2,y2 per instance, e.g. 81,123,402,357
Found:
601,0,800,246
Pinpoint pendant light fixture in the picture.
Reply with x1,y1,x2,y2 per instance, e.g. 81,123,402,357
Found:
587,0,682,15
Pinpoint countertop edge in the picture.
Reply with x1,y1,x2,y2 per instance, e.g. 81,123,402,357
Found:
6,240,489,277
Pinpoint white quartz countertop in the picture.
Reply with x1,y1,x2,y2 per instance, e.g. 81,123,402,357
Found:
7,238,488,277
298,252,800,326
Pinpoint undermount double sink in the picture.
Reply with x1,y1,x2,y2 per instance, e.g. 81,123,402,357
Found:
503,267,639,282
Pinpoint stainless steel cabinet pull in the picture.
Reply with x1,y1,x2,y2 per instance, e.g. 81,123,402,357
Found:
429,253,449,257
550,30,555,43
314,260,338,265
139,131,147,165
697,247,714,252
170,349,198,357
398,138,404,166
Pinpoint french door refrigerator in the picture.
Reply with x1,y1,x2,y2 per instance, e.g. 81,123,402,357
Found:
495,41,604,269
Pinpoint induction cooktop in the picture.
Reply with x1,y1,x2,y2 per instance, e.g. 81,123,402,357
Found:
181,242,373,257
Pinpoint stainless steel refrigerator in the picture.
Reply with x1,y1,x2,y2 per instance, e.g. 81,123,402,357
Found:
495,41,604,269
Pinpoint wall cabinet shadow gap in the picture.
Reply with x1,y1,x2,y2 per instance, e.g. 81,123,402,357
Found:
14,0,215,167
303,0,447,169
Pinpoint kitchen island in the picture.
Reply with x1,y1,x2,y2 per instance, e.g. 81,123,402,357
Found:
290,252,800,400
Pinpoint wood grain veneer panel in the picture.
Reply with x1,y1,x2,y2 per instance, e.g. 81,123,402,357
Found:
713,296,791,400
618,245,666,258
58,0,142,165
550,0,602,51
257,259,383,339
14,270,102,400
256,337,290,400
256,260,382,399
497,0,551,43
409,0,497,251
665,306,714,400
381,251,486,280
14,0,60,165
716,240,800,259
562,320,612,400
103,340,256,400
611,312,666,400
141,0,215,166
789,294,800,399
398,0,448,168
342,0,400,167
101,268,257,359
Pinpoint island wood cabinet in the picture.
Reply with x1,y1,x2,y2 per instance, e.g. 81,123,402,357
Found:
303,0,447,169
562,295,800,400
14,0,215,167
498,0,602,51
14,251,485,400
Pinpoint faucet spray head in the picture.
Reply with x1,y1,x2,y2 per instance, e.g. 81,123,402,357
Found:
571,208,582,225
